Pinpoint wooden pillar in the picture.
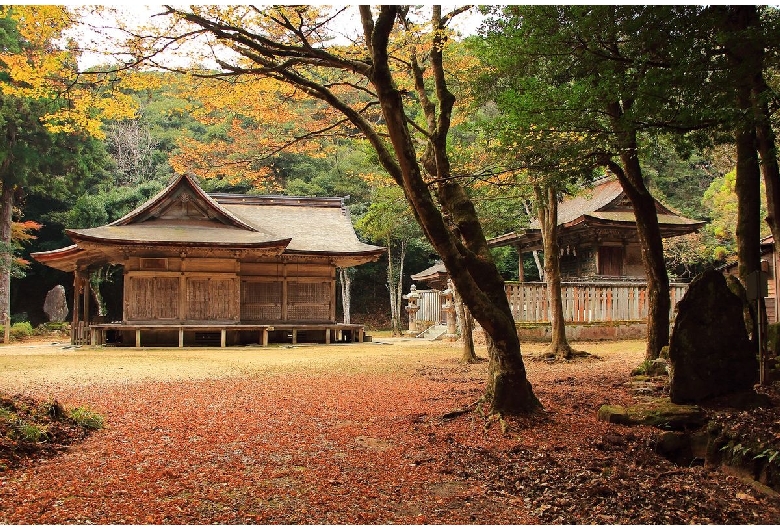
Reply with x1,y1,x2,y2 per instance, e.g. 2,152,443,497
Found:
135,329,141,348
72,272,83,344
281,263,288,321
291,329,297,345
325,328,331,344
82,273,90,325
517,246,525,282
330,276,337,322
179,273,187,321
179,327,184,348
220,328,226,348
261,328,268,347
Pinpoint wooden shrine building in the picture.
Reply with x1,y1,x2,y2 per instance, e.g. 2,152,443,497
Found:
32,173,384,347
487,177,705,281
404,177,705,328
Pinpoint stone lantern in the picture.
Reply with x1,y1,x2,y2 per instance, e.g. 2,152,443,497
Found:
440,278,457,341
403,284,421,333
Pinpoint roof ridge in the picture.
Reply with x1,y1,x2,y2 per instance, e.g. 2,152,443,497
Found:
108,173,259,232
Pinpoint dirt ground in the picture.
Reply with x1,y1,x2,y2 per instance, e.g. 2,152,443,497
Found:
0,338,778,524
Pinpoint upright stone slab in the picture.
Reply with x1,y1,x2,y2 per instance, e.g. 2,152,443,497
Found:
43,285,69,322
668,270,758,404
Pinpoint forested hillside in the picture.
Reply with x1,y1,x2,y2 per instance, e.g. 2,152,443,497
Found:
3,5,777,334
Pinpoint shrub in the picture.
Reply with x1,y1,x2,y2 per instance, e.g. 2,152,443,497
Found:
69,406,104,431
7,322,34,340
14,421,47,443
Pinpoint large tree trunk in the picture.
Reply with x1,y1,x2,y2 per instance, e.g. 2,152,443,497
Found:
742,8,780,285
734,119,762,284
535,184,573,359
756,87,780,266
605,126,670,360
718,5,763,342
365,7,539,413
0,184,14,327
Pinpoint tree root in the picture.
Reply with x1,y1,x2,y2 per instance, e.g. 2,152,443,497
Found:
536,347,593,362
441,400,481,421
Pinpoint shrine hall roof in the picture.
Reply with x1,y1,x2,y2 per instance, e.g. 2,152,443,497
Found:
32,173,384,271
488,176,705,250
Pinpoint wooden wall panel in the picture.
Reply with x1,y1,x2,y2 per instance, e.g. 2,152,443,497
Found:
241,281,283,321
287,281,331,321
186,277,238,321
126,275,179,321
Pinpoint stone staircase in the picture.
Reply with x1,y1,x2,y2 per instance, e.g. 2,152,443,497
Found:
416,323,448,341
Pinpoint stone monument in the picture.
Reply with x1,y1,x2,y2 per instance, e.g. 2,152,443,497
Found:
43,285,69,322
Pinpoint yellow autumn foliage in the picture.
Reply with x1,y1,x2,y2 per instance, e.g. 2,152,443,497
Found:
0,6,136,139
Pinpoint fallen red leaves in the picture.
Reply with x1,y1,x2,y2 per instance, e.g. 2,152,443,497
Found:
0,346,778,524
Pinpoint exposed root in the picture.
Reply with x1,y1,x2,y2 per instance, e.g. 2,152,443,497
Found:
532,348,594,363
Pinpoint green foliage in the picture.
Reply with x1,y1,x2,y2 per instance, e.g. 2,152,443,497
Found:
0,321,34,340
66,179,166,229
14,421,47,443
355,186,422,246
641,136,719,220
68,406,105,431
473,5,721,179
701,170,769,264
491,246,519,281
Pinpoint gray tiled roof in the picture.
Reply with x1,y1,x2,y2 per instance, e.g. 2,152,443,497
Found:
223,203,382,255
530,178,623,228
67,221,290,247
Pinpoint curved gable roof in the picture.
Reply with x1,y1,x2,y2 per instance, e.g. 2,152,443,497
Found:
109,173,257,231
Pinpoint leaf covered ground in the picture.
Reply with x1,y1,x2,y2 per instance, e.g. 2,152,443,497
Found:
0,339,778,524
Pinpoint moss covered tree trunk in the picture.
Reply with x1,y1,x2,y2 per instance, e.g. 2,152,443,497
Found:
604,121,670,360
535,184,573,359
366,7,539,413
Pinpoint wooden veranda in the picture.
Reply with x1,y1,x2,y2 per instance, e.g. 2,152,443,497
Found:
504,280,688,323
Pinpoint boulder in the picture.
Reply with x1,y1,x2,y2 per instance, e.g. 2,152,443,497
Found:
668,270,758,404
43,285,68,322
597,399,707,431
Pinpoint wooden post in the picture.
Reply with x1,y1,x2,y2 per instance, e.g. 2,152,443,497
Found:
330,275,337,322
136,329,141,348
179,327,184,348
83,273,90,327
291,328,297,345
72,273,82,345
220,328,226,348
261,328,268,347
2,312,8,344
517,248,525,282
281,263,288,321
179,274,187,321
325,328,331,344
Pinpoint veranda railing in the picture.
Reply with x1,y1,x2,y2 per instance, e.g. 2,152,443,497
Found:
505,281,689,323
